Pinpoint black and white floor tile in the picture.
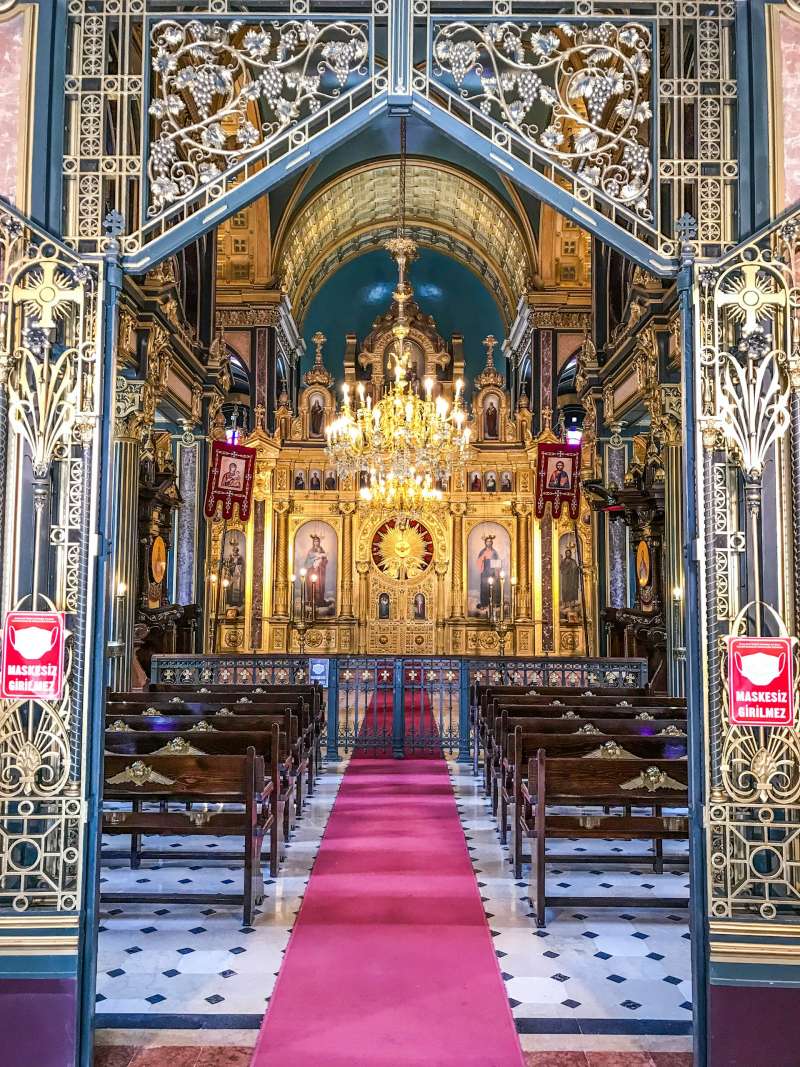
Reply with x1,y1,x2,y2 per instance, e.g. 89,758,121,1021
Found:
95,763,345,1021
96,757,692,1036
448,761,693,1029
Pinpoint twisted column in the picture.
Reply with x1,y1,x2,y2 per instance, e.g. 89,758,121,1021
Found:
788,362,800,633
339,502,356,617
702,424,723,799
449,503,466,618
513,503,532,619
273,501,291,618
356,560,370,652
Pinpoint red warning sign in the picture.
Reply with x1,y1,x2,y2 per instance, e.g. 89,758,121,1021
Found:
0,611,66,700
728,636,794,727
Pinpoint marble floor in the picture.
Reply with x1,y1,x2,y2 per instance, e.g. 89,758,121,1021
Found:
95,757,693,1061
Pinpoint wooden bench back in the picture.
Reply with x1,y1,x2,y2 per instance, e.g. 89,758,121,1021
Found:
104,748,263,800
145,682,324,715
529,753,689,804
105,712,297,737
104,730,288,761
500,715,687,738
512,728,687,763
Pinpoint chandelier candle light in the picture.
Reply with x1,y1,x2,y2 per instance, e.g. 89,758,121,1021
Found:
326,237,471,515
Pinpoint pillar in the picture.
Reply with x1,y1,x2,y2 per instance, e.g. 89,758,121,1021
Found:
606,423,628,609
272,500,290,618
434,562,448,652
514,503,532,620
339,502,355,618
356,560,369,651
175,420,200,607
107,378,147,691
449,503,465,618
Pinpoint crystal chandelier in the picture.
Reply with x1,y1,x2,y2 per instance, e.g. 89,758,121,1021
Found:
326,119,471,514
326,235,471,512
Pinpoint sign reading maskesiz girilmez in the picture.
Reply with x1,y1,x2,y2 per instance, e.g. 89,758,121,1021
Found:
728,635,794,727
0,610,66,700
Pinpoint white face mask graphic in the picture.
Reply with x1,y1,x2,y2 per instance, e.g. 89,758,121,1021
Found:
8,625,59,660
734,651,785,687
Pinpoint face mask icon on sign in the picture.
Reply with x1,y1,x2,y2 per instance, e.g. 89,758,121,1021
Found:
8,626,59,660
734,651,785,687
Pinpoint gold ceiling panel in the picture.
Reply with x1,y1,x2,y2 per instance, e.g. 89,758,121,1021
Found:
275,160,533,323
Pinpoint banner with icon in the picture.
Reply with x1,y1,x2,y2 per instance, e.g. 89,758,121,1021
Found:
204,440,257,521
535,442,581,520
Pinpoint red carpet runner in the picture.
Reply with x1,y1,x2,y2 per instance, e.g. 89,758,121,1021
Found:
250,756,525,1066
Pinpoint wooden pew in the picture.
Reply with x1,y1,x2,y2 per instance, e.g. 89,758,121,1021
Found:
483,701,686,806
102,745,274,924
104,728,291,876
496,725,687,848
105,712,300,841
515,749,689,927
107,696,313,813
146,683,326,771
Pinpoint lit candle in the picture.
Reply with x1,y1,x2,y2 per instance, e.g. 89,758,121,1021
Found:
310,572,318,621
455,378,463,400
488,575,495,625
500,571,506,624
424,377,433,399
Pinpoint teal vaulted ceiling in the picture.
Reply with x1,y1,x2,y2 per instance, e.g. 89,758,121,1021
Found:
302,247,505,391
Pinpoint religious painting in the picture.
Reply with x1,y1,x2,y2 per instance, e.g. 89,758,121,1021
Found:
483,394,500,439
378,592,390,620
385,337,424,384
469,471,482,492
413,592,426,620
309,469,322,491
308,392,326,438
222,529,246,611
467,522,511,618
204,440,256,521
149,536,167,585
500,471,513,492
484,470,497,493
371,518,434,581
293,521,337,618
558,532,582,625
324,469,337,491
294,469,306,491
535,442,581,519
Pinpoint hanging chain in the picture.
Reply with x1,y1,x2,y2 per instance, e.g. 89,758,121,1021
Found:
398,117,407,238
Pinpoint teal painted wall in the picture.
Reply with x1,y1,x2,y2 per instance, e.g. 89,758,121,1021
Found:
301,247,505,392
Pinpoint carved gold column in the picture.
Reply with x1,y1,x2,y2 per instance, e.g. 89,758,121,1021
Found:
434,562,449,652
356,560,370,652
339,502,356,617
449,503,466,618
513,502,532,620
273,501,291,618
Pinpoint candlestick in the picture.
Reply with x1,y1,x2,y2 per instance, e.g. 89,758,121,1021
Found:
310,572,318,622
500,571,506,625
299,567,307,620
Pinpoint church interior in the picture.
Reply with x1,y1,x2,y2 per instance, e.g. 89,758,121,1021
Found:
4,4,800,1067
92,111,694,1065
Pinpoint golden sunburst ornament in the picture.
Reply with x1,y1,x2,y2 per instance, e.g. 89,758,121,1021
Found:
371,518,433,580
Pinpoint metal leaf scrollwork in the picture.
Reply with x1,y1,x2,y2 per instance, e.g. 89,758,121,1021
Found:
432,20,653,218
718,344,790,481
148,18,370,213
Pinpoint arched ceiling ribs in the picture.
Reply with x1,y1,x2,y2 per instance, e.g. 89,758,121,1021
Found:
293,224,514,327
274,159,534,325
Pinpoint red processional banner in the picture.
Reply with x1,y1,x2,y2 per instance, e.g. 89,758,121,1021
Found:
728,636,795,727
535,442,581,520
203,440,257,521
0,610,66,700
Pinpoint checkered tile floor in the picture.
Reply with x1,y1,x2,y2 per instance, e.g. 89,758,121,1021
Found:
450,763,692,1024
96,763,344,1019
96,759,692,1030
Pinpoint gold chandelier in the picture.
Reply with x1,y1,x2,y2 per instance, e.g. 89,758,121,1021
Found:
326,234,471,513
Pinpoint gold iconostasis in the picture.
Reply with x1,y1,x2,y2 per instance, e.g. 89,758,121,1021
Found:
206,308,597,659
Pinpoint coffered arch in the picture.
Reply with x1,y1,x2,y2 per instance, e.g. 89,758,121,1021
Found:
273,160,535,328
